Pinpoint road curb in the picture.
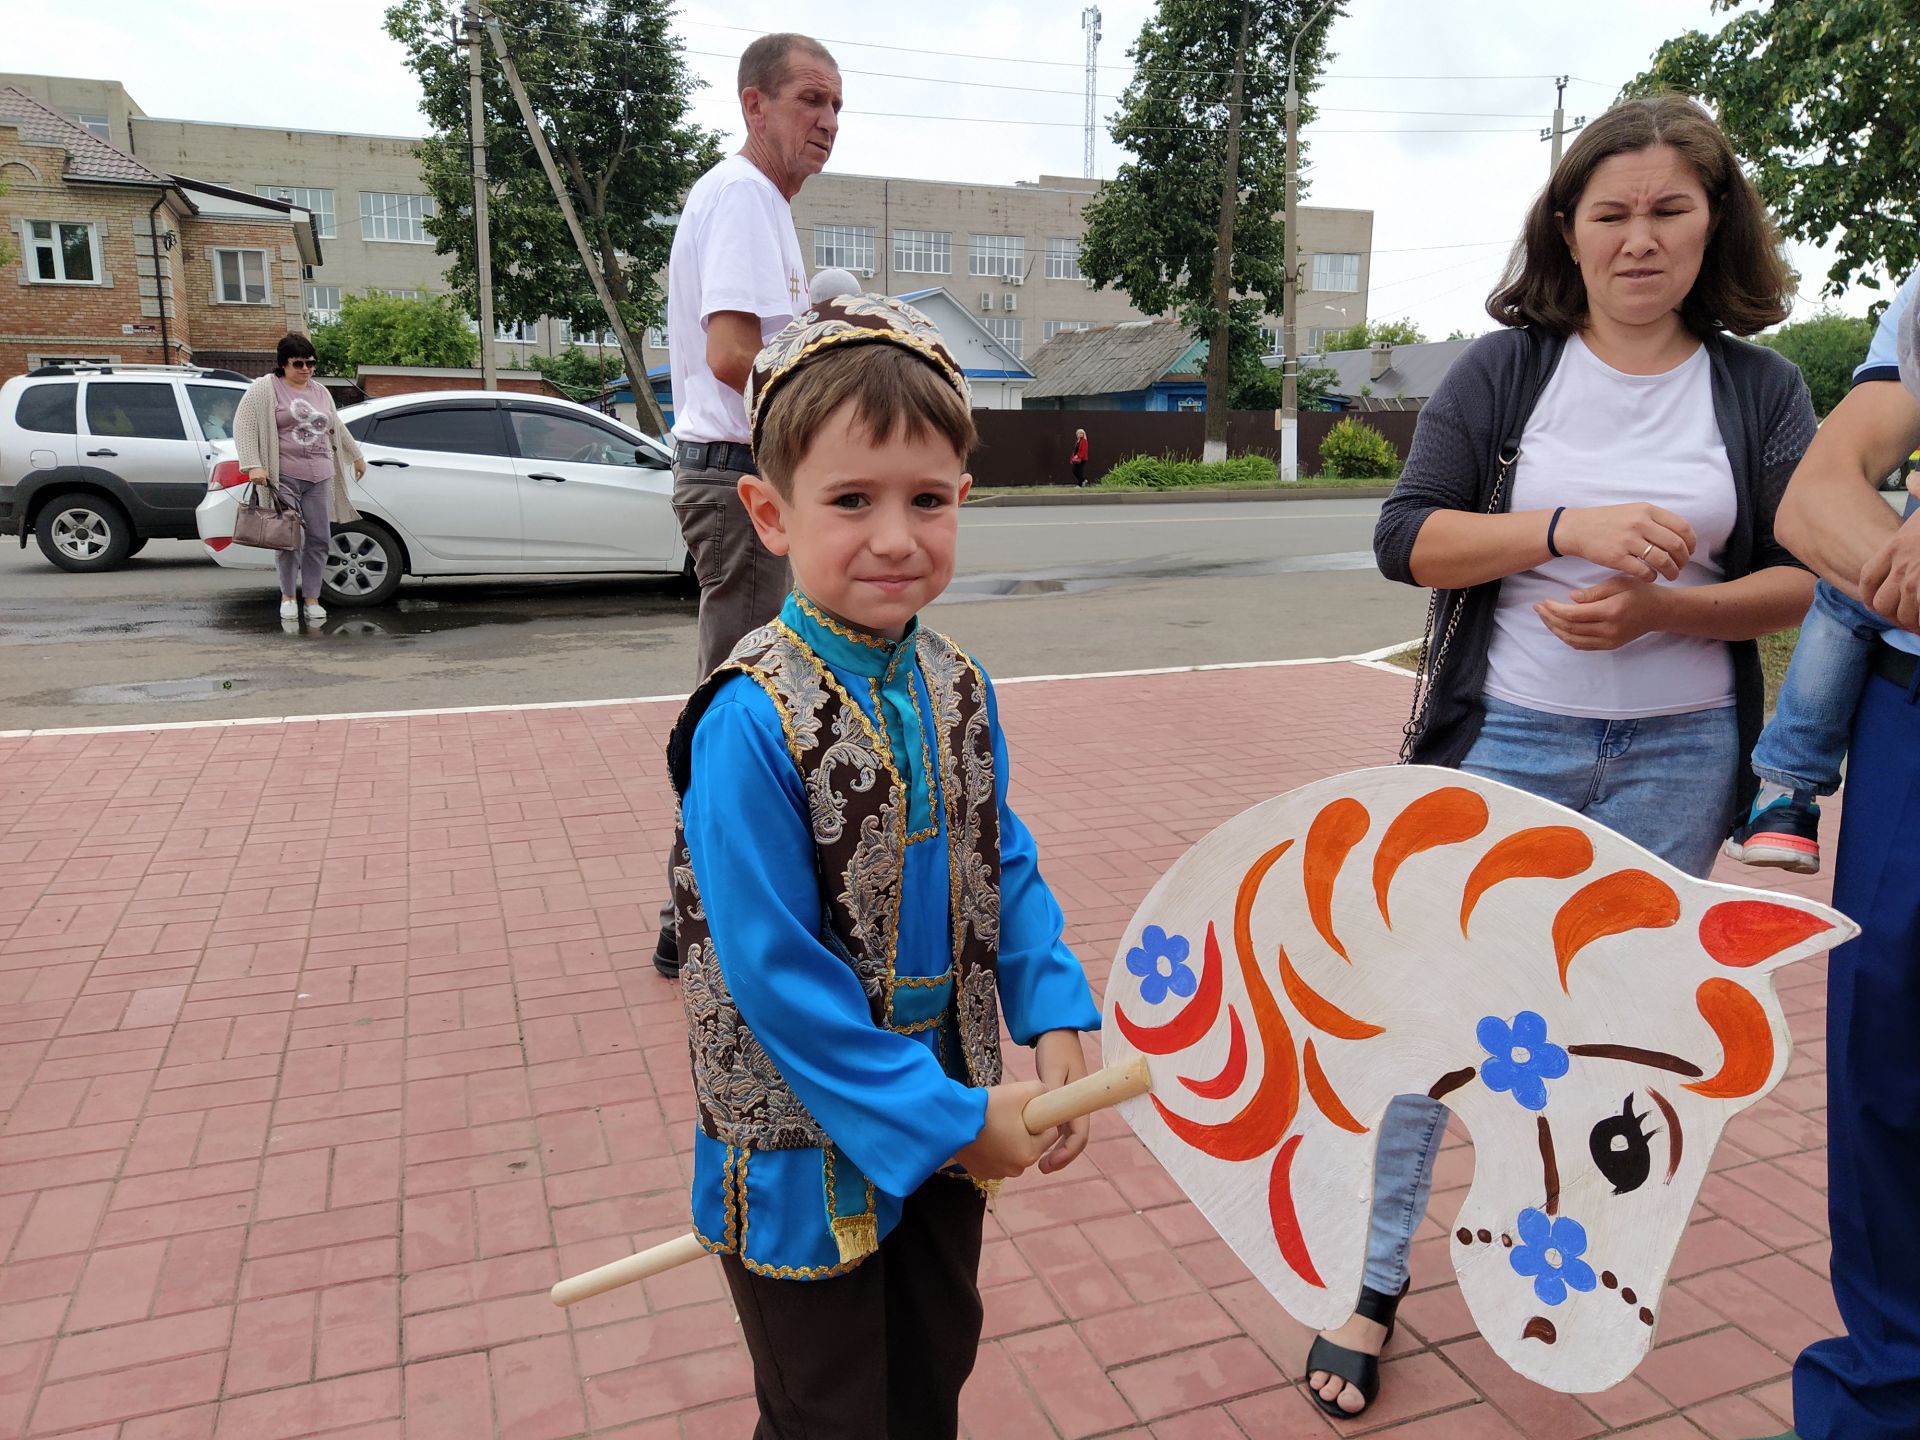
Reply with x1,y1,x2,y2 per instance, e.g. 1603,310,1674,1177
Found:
966,485,1393,508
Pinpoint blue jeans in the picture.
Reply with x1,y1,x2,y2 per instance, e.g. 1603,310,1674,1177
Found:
1750,579,1894,796
1359,695,1739,1295
1792,664,1920,1439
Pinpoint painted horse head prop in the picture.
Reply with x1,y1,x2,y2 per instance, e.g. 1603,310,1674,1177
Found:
1102,766,1854,1392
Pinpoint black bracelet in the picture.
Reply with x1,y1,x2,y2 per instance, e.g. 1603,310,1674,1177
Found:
1545,505,1567,559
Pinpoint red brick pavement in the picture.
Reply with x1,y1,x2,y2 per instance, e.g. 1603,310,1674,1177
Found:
0,661,1841,1439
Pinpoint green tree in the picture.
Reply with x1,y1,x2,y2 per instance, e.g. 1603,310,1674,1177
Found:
1756,312,1878,417
1633,0,1920,294
384,0,719,384
529,344,620,404
309,318,352,376
329,291,480,369
1321,318,1427,352
1080,0,1341,449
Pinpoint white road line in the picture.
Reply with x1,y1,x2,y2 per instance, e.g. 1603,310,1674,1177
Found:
0,641,1420,739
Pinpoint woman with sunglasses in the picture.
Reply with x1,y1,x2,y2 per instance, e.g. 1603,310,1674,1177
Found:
233,332,366,623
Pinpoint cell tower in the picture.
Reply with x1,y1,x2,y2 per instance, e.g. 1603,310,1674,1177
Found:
1081,6,1102,179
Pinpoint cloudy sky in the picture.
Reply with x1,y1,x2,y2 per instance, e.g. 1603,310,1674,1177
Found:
14,0,1892,340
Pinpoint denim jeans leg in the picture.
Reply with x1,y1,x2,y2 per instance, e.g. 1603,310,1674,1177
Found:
1750,579,1889,796
1584,707,1739,878
1361,1095,1450,1294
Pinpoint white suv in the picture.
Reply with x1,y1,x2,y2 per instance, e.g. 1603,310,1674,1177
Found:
0,363,249,570
196,390,688,607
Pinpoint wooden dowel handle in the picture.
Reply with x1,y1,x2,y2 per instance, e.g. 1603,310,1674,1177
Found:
550,1232,708,1307
1022,1054,1152,1134
549,1056,1153,1306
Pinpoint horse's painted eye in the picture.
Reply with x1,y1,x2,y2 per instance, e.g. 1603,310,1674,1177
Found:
1588,1094,1653,1195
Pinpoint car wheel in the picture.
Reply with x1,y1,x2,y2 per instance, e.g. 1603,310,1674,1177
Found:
323,520,405,607
35,492,133,572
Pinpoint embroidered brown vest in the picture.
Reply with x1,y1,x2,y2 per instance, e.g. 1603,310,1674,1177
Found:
667,620,1005,1153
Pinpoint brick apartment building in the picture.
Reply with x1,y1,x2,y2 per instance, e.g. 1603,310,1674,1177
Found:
0,87,320,381
1,71,1374,388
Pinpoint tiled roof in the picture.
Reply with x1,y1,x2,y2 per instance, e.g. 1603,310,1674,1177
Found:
1025,320,1199,399
0,86,168,186
1317,337,1476,401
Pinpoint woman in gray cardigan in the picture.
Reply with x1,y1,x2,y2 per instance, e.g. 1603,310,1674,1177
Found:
1305,95,1817,1421
234,333,365,624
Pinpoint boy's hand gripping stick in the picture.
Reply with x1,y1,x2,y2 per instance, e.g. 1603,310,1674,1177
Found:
549,1055,1151,1307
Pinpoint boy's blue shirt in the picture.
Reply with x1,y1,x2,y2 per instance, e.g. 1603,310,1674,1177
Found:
679,591,1100,1276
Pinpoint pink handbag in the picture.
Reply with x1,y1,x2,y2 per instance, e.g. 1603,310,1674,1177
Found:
233,481,302,551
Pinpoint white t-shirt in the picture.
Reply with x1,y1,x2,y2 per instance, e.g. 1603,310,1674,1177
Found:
1483,334,1738,719
666,154,808,445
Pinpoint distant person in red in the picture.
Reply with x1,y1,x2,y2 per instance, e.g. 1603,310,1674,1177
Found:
1071,427,1089,485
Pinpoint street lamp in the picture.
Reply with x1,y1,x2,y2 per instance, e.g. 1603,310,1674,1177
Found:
1280,0,1339,483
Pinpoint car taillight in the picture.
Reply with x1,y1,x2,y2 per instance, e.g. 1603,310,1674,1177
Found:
209,459,247,490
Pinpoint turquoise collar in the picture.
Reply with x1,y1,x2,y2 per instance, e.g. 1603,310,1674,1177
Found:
783,591,920,682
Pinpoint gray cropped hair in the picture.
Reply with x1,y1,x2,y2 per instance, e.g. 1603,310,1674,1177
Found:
737,33,837,98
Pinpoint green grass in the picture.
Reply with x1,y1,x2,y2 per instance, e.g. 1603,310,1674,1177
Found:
968,473,1390,499
1382,627,1801,712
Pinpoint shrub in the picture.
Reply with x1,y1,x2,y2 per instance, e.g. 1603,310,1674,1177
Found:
1319,417,1402,479
1100,453,1279,489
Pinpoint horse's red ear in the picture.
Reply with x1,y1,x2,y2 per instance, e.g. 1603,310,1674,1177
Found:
1699,900,1834,969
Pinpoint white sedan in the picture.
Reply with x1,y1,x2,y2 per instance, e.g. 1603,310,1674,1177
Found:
197,391,688,606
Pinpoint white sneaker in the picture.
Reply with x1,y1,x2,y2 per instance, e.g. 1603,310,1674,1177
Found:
302,603,328,623
279,599,298,620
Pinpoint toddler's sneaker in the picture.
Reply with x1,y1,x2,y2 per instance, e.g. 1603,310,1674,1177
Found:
1723,790,1821,875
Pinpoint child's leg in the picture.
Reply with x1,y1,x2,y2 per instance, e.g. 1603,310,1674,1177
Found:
1750,580,1889,796
721,1250,889,1437
883,1173,987,1440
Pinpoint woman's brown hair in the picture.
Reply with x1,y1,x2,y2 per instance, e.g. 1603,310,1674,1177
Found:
1487,93,1792,338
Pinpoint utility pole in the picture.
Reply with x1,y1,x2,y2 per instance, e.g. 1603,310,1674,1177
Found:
464,3,497,390
1540,75,1586,175
1202,0,1252,465
1080,6,1102,180
482,13,669,434
1280,0,1338,484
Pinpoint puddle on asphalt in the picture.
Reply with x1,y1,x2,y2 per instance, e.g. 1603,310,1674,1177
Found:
70,674,273,703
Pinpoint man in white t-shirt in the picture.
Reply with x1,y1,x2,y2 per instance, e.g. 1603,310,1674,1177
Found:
656,33,841,976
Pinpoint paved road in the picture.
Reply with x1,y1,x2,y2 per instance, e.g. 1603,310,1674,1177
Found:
0,499,1425,729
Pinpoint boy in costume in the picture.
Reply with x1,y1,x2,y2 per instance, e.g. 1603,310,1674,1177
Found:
667,291,1100,1438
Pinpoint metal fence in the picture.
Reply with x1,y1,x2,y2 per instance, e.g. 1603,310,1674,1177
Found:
966,409,1421,487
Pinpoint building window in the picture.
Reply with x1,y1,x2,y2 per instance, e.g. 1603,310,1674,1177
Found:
558,322,616,348
25,220,102,284
359,191,436,243
496,319,538,343
643,327,666,350
1260,326,1284,357
379,288,425,300
969,234,1024,279
813,224,874,273
983,317,1023,357
214,248,271,305
1045,238,1083,281
1043,320,1090,342
1310,252,1361,294
892,229,951,275
306,284,342,322
73,112,110,141
258,185,337,239
1306,327,1334,353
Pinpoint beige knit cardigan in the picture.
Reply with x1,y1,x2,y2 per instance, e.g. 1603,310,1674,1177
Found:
233,375,364,523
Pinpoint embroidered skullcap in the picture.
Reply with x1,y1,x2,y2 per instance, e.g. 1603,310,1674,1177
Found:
748,290,971,452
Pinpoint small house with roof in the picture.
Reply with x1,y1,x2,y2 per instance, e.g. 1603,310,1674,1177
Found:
1313,336,1475,411
1022,319,1209,411
0,85,322,379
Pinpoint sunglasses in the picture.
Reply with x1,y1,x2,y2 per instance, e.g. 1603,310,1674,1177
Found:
286,358,317,370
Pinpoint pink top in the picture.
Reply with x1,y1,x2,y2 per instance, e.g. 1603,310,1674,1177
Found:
272,377,335,484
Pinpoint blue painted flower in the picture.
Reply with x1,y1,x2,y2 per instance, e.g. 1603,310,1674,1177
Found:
1476,1010,1571,1111
1126,925,1195,1006
1509,1207,1599,1306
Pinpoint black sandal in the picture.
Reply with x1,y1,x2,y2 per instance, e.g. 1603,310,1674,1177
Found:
1303,1279,1409,1419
